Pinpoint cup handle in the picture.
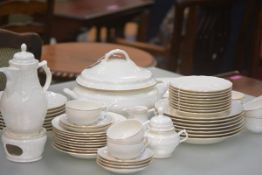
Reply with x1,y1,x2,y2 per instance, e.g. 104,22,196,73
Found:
178,129,188,143
38,60,52,92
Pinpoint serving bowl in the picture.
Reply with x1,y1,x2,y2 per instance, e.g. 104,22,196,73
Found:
63,49,167,114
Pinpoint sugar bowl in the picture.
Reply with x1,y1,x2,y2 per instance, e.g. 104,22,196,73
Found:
145,110,188,158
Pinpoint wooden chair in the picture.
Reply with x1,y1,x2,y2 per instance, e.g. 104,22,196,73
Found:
0,29,43,90
117,0,261,76
0,0,54,43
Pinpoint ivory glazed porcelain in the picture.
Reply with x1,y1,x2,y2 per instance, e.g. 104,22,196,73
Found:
0,44,51,162
145,115,188,158
64,49,167,113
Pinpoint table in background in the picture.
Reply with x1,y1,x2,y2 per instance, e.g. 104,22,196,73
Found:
41,42,156,79
0,67,261,175
52,0,153,42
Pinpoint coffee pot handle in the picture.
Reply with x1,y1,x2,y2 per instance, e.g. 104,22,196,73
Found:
38,60,52,91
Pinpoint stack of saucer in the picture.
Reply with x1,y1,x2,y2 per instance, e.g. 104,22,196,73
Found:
162,76,244,144
52,113,113,158
0,91,67,131
97,146,153,174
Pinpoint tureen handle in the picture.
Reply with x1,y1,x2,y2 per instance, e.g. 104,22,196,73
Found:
102,49,138,68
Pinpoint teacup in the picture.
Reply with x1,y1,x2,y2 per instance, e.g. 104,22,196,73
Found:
126,106,154,123
66,100,105,125
107,119,144,144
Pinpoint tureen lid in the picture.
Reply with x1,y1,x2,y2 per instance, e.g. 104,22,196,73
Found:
76,49,156,91
11,44,38,64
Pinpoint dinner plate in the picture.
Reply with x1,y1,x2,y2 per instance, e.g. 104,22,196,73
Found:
53,132,107,141
179,126,243,138
169,92,231,101
52,143,97,157
169,76,232,92
169,101,231,110
174,116,244,130
172,113,244,126
54,137,106,147
165,100,242,119
46,91,67,109
54,142,103,151
54,135,106,144
185,130,242,144
175,121,244,134
169,97,231,107
169,86,231,95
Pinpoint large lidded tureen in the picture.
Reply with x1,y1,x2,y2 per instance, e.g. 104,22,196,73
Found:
64,49,167,113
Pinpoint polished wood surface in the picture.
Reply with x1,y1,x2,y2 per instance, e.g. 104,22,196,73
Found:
0,0,54,43
41,42,156,77
217,71,262,96
226,75,262,97
55,0,153,20
51,0,153,42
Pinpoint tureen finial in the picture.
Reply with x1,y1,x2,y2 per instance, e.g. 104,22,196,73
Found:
21,43,27,52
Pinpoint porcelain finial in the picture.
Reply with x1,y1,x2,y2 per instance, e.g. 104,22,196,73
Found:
21,43,27,52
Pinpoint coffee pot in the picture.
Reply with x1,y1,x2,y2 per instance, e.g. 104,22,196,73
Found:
0,44,52,162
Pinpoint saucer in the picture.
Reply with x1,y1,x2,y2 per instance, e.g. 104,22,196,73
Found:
96,160,149,174
59,112,112,132
97,146,153,163
52,144,97,159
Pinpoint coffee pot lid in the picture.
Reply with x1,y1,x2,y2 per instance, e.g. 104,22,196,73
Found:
12,44,37,64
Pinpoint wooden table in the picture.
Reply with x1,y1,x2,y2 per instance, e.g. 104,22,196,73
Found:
41,42,156,78
52,0,153,42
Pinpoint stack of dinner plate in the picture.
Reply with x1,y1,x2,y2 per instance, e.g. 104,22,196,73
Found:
97,146,153,174
52,113,113,159
0,91,67,131
169,76,232,115
164,76,244,144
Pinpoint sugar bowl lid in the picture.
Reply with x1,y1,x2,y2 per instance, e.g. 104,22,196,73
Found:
76,49,156,91
150,115,174,128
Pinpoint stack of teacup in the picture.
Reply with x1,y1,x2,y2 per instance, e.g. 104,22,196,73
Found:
52,100,112,158
97,120,153,174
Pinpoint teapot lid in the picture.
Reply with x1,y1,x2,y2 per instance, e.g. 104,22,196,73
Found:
12,44,37,64
76,49,156,91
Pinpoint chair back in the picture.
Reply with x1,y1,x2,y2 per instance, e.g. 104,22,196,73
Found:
0,0,54,43
170,0,260,76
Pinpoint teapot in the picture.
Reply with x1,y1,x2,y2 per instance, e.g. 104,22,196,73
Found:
0,44,52,136
145,107,188,158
